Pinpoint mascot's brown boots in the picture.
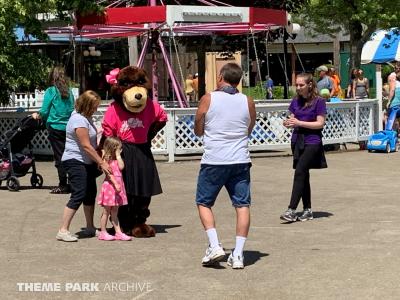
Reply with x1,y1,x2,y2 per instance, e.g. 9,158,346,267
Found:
132,224,156,238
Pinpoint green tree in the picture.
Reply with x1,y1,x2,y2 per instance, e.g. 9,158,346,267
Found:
0,0,100,105
299,0,400,69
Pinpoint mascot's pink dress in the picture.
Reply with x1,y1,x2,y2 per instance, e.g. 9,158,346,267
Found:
97,160,128,206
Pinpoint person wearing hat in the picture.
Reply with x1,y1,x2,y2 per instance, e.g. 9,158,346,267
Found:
316,65,333,97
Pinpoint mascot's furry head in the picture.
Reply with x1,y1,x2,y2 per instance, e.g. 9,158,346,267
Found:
107,66,151,113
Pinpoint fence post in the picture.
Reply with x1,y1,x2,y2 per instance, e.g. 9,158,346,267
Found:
10,92,15,107
369,102,374,135
376,64,383,131
166,110,176,162
355,102,360,142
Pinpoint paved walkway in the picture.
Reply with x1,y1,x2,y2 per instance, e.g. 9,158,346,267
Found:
1,149,400,299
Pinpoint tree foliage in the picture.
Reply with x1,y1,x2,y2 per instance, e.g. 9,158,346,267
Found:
0,0,100,105
298,0,400,68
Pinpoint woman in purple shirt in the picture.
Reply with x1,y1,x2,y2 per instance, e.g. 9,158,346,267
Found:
280,73,327,222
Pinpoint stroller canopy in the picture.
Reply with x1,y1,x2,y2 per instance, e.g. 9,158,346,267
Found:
2,116,44,154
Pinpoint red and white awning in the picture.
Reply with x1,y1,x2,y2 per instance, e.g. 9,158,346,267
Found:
63,5,287,39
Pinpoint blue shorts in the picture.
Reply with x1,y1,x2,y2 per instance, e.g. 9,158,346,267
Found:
195,163,251,208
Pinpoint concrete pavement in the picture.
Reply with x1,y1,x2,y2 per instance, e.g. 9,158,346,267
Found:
1,148,400,299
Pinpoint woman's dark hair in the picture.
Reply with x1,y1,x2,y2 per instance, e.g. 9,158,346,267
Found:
49,66,70,99
350,68,358,80
296,73,319,102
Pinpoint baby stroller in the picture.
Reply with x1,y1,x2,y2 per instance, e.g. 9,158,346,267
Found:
0,116,44,191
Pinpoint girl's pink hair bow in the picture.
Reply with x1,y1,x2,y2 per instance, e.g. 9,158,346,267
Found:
106,68,120,84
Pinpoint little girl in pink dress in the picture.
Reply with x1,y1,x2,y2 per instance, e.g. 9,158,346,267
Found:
97,137,131,241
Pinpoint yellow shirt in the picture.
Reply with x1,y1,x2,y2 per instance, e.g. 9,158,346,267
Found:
185,79,194,94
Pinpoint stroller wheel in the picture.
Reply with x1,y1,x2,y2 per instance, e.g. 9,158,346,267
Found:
30,174,43,188
6,176,20,191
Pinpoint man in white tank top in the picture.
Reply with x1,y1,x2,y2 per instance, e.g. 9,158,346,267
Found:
194,63,256,269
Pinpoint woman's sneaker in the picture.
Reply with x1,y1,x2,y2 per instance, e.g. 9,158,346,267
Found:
280,208,297,222
56,230,78,242
201,244,225,265
227,251,244,269
298,209,313,221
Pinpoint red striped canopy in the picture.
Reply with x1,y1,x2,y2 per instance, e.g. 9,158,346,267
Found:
47,5,287,38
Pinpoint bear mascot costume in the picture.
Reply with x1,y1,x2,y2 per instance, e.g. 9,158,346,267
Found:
101,66,167,237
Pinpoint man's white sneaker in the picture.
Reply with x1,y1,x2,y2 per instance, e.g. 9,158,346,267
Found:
227,252,244,269
201,244,225,265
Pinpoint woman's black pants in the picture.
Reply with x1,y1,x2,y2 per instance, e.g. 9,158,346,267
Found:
288,145,321,210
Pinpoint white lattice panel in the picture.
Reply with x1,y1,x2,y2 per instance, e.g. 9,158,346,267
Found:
324,107,356,141
151,129,167,152
175,114,203,151
359,106,373,138
250,109,292,148
0,99,379,160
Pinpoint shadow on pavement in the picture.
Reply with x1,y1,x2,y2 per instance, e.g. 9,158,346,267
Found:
151,224,182,234
202,262,227,269
243,250,269,266
0,185,54,191
312,211,334,219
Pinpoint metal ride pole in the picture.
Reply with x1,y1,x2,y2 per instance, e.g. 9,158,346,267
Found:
137,36,149,68
158,37,188,107
169,33,176,103
283,29,289,99
150,0,158,101
265,31,270,77
151,31,159,102
71,33,76,82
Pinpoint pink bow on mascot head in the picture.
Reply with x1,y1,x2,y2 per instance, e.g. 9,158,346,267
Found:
106,68,120,84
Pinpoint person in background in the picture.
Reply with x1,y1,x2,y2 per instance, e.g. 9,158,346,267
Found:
32,66,74,194
56,90,110,242
316,65,333,95
383,82,390,127
384,63,400,128
265,75,274,99
320,88,331,101
194,63,256,269
346,68,358,98
385,68,400,131
185,74,195,102
192,73,199,101
352,69,369,99
387,62,400,86
280,73,327,223
329,67,342,98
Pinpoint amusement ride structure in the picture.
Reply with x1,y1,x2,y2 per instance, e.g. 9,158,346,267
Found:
48,0,294,107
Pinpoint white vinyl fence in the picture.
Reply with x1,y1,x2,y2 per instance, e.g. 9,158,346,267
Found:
7,88,80,109
0,99,379,162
